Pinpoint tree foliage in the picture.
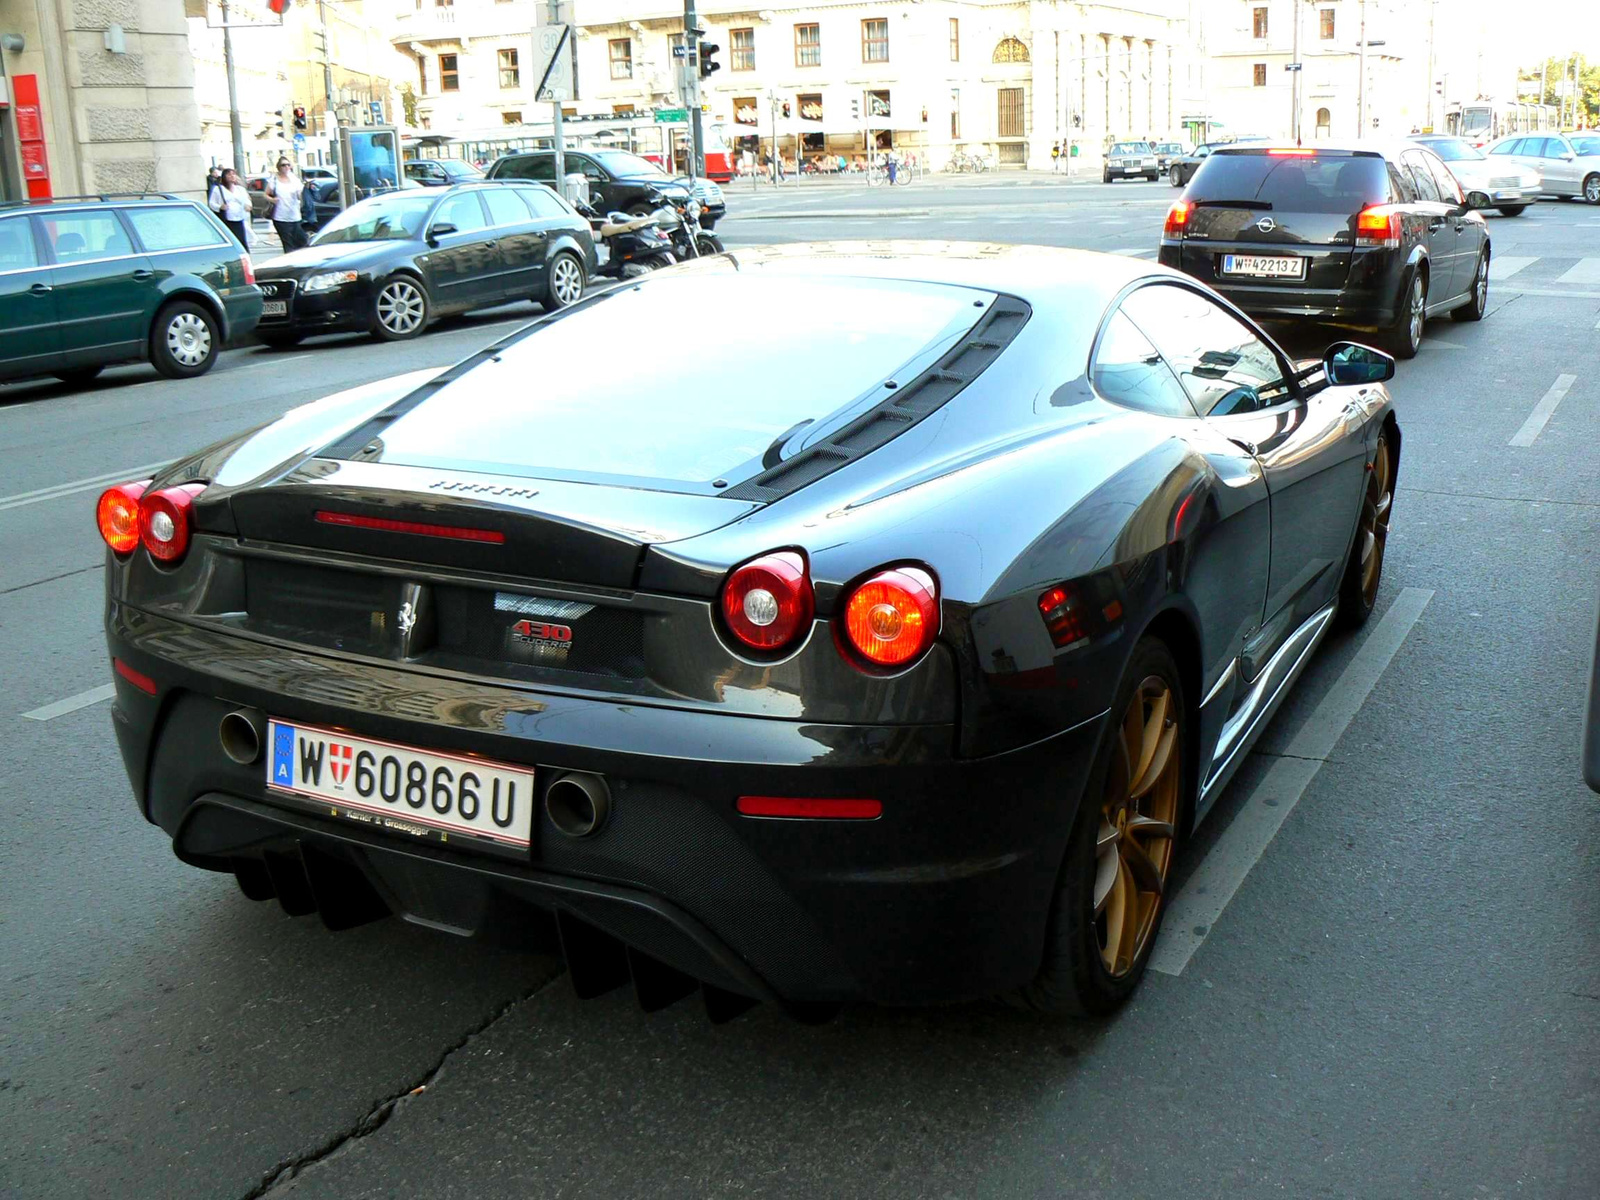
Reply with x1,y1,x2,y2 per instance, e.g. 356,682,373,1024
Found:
1519,55,1600,125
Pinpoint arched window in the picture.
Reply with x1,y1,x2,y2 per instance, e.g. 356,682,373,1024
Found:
1315,106,1331,137
992,36,1030,64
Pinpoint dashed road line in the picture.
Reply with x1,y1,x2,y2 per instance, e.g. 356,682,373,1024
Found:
1488,255,1538,281
1554,258,1600,286
1509,373,1577,447
1150,586,1434,977
0,462,171,513
21,684,115,722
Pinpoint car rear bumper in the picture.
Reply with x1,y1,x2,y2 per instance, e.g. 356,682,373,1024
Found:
107,605,1101,1010
222,288,265,340
1158,242,1399,326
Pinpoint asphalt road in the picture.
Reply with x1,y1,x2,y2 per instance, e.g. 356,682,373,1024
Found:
3,179,1599,1200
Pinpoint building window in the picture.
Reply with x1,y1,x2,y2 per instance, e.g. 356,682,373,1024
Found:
992,36,1029,64
1252,7,1268,38
949,18,959,61
1252,63,1267,85
950,87,960,137
734,95,759,126
1315,106,1331,136
866,89,890,118
439,53,459,92
502,110,521,125
498,48,519,88
998,86,1024,137
794,23,819,68
731,27,754,71
1319,9,1335,38
798,92,823,122
862,19,888,63
609,38,632,79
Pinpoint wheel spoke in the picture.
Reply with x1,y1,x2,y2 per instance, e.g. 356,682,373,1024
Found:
1131,688,1168,786
1359,528,1376,566
1120,836,1165,898
1129,719,1176,801
1093,830,1119,917
1101,856,1131,972
1125,814,1175,842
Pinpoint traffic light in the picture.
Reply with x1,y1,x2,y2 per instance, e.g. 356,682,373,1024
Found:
698,41,720,80
267,0,291,13
781,100,792,119
293,106,307,130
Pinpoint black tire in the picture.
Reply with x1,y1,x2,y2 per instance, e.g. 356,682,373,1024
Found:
1102,171,1113,184
1497,205,1527,216
1452,247,1488,322
1584,173,1600,204
695,231,724,255
257,331,303,349
369,274,429,341
1171,169,1184,187
53,365,103,387
1009,636,1188,1018
1381,268,1425,360
1335,428,1394,630
150,300,220,379
1146,172,1159,182
542,251,586,312
626,202,654,218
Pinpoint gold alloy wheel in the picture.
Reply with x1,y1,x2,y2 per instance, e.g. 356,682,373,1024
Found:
1094,677,1180,977
1359,433,1393,607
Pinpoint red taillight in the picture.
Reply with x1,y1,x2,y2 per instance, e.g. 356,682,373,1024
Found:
314,510,507,544
139,484,205,563
240,253,256,285
736,796,882,820
1355,204,1402,249
720,550,813,653
842,566,939,668
1038,585,1089,649
1163,199,1192,237
113,658,158,695
96,481,149,555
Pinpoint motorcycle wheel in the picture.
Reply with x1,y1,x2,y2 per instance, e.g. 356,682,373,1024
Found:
696,232,724,255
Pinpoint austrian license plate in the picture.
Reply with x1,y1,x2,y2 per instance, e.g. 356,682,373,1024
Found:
266,720,535,849
1222,254,1306,279
261,300,288,316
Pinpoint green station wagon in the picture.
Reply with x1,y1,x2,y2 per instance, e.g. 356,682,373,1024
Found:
0,194,263,386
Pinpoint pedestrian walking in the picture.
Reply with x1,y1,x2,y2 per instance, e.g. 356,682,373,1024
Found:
205,164,224,197
208,168,252,250
264,158,306,252
1051,141,1062,172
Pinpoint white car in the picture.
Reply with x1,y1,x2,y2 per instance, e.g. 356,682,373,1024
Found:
1104,140,1159,182
1486,132,1600,204
1411,135,1540,215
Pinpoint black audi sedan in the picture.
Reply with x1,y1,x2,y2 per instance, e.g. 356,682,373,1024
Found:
1160,141,1490,358
254,182,595,346
97,244,1399,1021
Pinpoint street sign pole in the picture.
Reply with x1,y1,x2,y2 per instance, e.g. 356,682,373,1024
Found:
684,0,704,177
544,2,565,191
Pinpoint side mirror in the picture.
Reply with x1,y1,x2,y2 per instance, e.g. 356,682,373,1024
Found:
1324,341,1395,386
427,222,458,243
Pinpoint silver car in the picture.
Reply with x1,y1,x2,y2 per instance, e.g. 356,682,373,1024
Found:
1486,132,1600,204
1103,140,1159,182
1411,135,1540,215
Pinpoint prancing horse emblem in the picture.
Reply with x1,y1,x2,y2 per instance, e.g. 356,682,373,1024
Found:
1255,216,1277,233
397,601,417,635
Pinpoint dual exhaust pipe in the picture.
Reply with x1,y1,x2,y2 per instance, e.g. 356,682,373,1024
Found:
218,708,611,837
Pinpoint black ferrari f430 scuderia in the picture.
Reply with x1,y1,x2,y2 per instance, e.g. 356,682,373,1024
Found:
98,243,1400,1020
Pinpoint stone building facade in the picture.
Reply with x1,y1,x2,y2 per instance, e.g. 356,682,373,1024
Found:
0,0,203,199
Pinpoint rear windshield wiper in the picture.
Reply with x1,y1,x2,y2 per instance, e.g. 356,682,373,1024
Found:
1193,199,1273,210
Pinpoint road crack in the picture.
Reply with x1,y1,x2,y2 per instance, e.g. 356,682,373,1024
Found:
241,968,565,1198
0,562,103,597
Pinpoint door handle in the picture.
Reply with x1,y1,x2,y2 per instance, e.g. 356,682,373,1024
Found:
1428,217,1444,231
483,240,498,249
1227,437,1258,457
30,282,52,295
132,269,154,280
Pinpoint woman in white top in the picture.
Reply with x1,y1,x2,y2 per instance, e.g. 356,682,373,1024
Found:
208,168,252,249
264,159,306,252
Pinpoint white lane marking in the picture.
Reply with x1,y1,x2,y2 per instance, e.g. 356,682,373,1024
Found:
21,683,115,722
1555,257,1600,285
1509,373,1577,447
0,461,171,513
1150,587,1434,977
1112,247,1158,257
1488,255,1538,281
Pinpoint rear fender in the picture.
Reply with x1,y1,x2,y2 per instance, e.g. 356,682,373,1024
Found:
153,278,229,342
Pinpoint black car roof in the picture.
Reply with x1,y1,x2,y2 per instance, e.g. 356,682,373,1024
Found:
1211,139,1425,160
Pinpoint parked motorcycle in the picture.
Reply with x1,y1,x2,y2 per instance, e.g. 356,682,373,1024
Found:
653,198,724,260
578,200,676,280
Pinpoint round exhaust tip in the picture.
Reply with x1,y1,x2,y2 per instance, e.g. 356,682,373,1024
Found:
545,773,611,838
220,709,265,765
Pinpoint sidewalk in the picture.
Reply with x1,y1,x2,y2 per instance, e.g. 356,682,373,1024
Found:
727,166,1113,194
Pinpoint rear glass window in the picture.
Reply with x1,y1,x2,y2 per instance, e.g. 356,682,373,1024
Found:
0,216,38,269
1572,137,1600,156
125,205,227,251
494,156,556,181
372,274,990,487
1189,151,1389,212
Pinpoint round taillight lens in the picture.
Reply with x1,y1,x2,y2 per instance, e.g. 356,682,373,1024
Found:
96,481,148,555
843,566,940,668
138,485,203,563
721,551,813,653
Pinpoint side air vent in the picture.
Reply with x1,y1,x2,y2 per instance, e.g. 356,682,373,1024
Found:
722,296,1031,503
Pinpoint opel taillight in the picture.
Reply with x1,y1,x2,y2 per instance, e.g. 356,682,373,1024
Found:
138,484,206,564
1163,199,1192,238
841,566,939,669
96,481,149,555
1355,204,1402,250
721,551,814,653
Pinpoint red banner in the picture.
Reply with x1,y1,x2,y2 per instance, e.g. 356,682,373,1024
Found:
13,74,51,199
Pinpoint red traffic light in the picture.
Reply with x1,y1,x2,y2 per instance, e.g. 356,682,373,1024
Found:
268,0,291,13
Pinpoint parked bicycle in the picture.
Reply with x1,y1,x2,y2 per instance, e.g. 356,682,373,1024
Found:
944,150,993,174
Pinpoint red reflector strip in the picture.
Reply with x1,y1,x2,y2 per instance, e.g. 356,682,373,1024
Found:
736,796,883,820
113,658,157,695
314,510,506,544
